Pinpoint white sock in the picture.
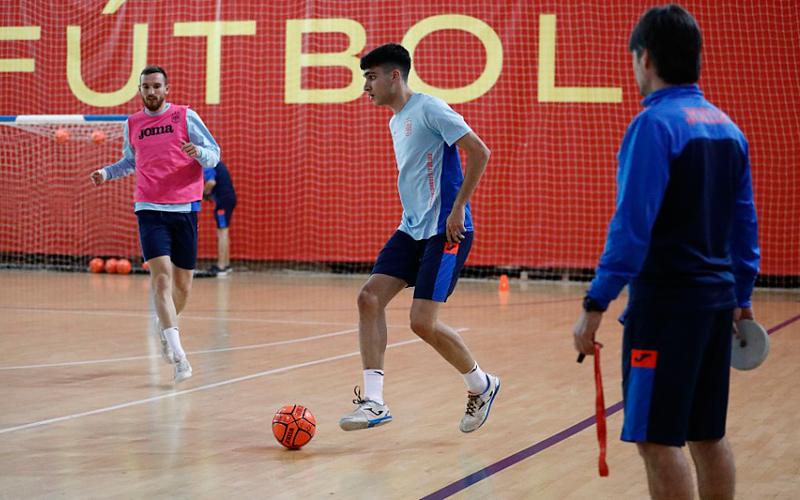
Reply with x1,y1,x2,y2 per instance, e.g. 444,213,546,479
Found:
463,363,489,394
363,369,385,405
163,327,186,360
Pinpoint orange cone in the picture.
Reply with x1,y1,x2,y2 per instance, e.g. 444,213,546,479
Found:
498,274,510,292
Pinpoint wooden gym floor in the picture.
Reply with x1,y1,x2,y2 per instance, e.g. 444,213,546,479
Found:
0,270,798,499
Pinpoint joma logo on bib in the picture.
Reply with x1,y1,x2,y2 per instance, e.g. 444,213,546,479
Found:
138,124,174,140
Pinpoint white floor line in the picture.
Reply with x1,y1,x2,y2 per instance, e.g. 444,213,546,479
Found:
4,307,360,327
0,335,447,435
4,307,413,329
0,328,469,435
0,328,359,370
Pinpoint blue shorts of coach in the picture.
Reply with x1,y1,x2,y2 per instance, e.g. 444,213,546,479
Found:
620,306,734,446
371,230,473,302
136,210,198,270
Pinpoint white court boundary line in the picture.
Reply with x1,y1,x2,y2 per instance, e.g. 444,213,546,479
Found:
4,307,361,327
0,328,359,370
0,330,467,435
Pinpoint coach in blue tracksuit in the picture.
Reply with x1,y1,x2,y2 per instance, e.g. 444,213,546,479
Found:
571,5,759,499
203,160,237,275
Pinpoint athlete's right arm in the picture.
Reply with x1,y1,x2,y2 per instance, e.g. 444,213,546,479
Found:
586,113,671,310
91,121,135,185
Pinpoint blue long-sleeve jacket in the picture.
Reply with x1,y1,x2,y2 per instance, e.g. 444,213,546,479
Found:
587,85,760,311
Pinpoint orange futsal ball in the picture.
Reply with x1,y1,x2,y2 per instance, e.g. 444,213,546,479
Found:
54,128,70,144
142,261,150,271
272,404,316,449
91,129,106,145
104,258,118,274
89,257,105,273
116,258,132,275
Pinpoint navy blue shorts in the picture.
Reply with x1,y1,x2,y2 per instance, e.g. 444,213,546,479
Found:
371,230,473,302
136,210,198,270
620,307,734,446
213,202,236,229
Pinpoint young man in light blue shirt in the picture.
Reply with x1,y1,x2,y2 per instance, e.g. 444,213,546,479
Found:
339,44,499,434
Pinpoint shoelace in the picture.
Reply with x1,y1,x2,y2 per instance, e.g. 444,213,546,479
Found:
352,386,366,405
464,393,480,416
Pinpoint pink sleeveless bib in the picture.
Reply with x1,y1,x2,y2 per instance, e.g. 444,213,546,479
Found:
128,105,203,204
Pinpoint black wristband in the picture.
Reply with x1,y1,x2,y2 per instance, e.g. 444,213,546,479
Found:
583,295,607,312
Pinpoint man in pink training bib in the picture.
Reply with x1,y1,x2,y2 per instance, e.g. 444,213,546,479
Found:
90,65,220,383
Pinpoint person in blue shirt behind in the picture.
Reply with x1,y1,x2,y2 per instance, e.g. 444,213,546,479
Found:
572,5,759,499
339,44,499,434
202,160,237,276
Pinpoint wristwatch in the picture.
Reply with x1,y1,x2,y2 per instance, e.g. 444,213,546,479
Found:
582,295,607,313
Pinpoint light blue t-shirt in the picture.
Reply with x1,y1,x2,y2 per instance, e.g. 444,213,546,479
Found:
389,93,473,240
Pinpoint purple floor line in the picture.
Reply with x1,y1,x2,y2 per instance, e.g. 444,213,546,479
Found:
766,313,800,334
421,313,800,500
421,401,624,500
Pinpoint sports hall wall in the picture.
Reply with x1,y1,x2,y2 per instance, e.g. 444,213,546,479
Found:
0,1,797,279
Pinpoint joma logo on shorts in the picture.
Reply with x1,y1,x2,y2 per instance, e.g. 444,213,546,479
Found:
631,349,658,368
138,124,174,140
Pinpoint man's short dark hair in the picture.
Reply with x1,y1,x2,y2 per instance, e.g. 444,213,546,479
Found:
360,43,411,81
628,4,702,84
140,65,168,84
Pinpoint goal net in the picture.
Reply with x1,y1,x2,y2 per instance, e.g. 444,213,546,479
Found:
0,117,138,270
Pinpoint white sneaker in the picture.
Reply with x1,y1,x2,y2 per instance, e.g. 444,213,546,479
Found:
459,374,500,433
174,356,192,383
339,386,392,431
155,319,175,364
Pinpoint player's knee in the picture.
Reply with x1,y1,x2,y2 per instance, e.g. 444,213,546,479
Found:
151,274,172,295
636,442,662,455
174,279,192,296
409,316,436,341
688,437,730,460
357,287,380,314
636,442,675,462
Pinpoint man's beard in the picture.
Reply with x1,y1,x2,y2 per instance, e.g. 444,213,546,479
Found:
143,95,163,112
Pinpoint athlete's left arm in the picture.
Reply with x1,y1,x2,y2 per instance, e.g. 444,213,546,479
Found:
185,109,221,167
453,132,490,208
446,132,490,242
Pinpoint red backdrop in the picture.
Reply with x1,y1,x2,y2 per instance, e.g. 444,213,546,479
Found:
1,1,797,276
